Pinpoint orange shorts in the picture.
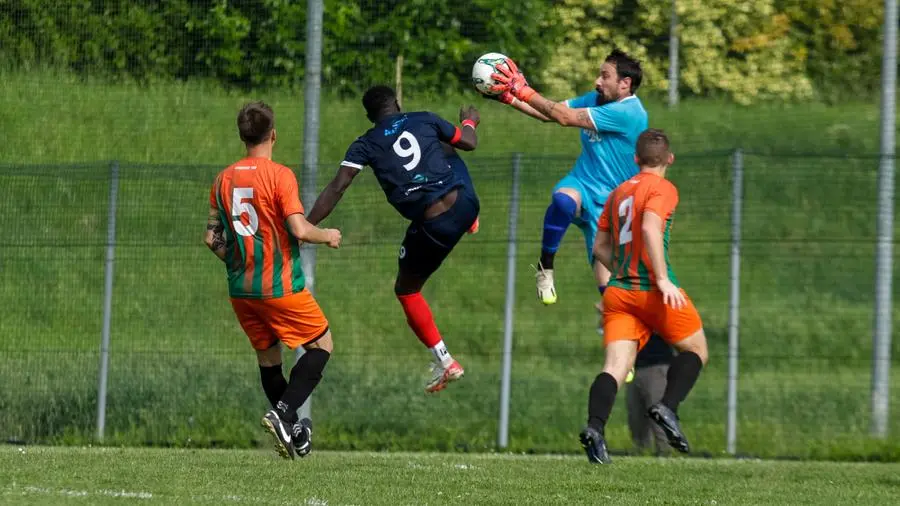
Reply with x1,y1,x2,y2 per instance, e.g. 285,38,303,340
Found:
602,285,703,351
230,289,330,351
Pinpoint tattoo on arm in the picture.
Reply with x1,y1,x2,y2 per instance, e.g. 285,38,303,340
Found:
206,215,227,260
576,109,591,127
531,96,559,119
210,230,226,251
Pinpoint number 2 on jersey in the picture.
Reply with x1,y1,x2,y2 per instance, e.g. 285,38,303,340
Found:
392,131,421,171
231,187,259,237
618,196,634,245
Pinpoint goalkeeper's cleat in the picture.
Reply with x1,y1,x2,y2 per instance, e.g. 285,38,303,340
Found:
579,426,611,464
292,417,313,458
467,216,480,234
534,264,558,305
625,367,635,384
425,359,465,393
261,409,295,460
648,403,690,453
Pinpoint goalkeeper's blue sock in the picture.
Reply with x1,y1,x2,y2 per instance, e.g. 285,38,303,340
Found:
540,192,577,269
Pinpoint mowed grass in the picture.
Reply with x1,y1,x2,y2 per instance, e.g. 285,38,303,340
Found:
1,71,899,459
2,447,900,506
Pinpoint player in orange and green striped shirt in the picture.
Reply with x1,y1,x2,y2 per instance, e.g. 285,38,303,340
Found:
578,129,709,465
205,102,342,460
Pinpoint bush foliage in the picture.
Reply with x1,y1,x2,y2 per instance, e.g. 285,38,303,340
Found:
0,0,887,102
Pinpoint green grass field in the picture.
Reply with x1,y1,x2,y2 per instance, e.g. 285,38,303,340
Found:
1,71,899,460
3,447,900,505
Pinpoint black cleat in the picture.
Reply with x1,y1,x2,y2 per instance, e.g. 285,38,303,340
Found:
648,403,690,453
292,418,313,458
579,426,611,464
261,410,295,460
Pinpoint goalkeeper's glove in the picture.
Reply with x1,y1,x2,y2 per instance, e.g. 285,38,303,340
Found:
490,58,536,102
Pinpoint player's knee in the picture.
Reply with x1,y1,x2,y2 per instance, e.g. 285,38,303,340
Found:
255,343,282,367
394,270,426,295
549,191,578,220
305,331,333,354
675,330,708,366
601,349,636,387
394,281,419,296
602,363,632,388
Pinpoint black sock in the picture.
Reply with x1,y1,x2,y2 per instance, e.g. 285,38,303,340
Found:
540,251,555,270
275,349,330,422
587,372,618,432
660,351,703,413
259,364,288,407
259,364,297,423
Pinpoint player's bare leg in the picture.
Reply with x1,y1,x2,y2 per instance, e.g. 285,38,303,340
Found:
648,328,708,453
395,270,464,393
537,188,582,305
581,339,638,464
593,260,612,336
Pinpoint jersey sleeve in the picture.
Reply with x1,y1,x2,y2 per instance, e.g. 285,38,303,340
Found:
428,112,463,145
587,100,635,134
644,181,679,221
341,138,371,170
564,90,599,109
597,194,613,232
209,174,221,209
275,168,304,217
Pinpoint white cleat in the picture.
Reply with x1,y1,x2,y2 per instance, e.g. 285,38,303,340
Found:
535,264,558,305
425,360,465,393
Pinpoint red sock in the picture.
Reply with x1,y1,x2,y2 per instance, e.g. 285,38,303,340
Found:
397,292,442,348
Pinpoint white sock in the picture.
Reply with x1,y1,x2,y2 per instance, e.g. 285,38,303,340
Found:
430,340,454,368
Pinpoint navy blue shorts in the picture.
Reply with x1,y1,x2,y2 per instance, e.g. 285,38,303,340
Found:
399,184,480,279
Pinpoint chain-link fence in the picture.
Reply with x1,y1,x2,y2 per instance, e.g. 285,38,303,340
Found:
2,154,897,458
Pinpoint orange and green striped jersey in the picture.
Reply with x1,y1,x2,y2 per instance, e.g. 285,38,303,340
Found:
209,157,306,299
598,172,679,291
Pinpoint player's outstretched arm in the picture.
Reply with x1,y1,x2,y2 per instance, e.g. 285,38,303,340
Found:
204,207,227,262
485,91,552,122
285,213,342,249
305,165,360,226
642,211,685,309
510,98,554,122
491,59,593,129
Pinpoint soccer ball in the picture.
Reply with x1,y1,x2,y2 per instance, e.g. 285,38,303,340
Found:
471,52,509,96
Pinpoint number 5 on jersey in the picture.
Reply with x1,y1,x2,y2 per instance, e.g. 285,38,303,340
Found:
618,195,634,245
232,187,259,236
392,131,421,171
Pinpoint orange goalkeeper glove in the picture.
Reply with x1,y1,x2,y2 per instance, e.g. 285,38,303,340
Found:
490,58,536,102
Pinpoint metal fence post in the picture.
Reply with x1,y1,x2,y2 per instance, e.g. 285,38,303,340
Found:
96,160,119,441
296,0,324,423
667,0,679,108
726,149,743,455
871,0,897,438
498,153,522,449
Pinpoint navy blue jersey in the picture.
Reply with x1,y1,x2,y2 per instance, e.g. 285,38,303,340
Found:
341,112,464,221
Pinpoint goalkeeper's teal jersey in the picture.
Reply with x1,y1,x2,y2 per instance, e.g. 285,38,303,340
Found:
564,92,648,203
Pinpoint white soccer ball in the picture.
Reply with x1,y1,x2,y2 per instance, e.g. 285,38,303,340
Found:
471,52,509,96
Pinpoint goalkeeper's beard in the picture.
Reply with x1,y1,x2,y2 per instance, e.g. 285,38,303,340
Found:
595,87,617,106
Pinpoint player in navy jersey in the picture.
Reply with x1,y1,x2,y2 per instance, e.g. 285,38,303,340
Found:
307,85,481,393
